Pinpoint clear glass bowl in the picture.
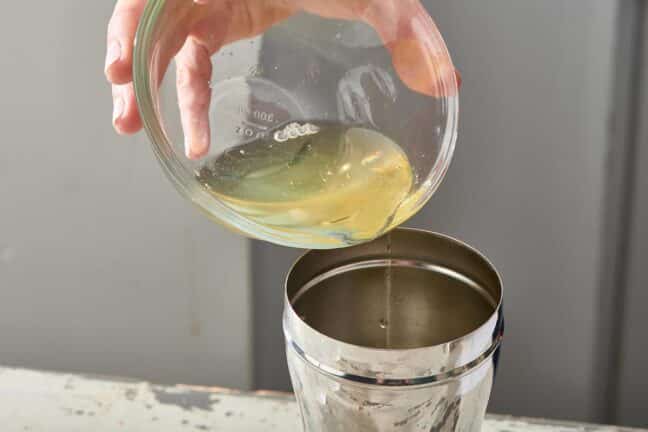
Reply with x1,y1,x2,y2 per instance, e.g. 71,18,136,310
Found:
133,0,458,249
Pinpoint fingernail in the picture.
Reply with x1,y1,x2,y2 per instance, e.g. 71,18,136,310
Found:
185,129,209,159
199,128,210,153
105,41,122,72
184,137,194,159
113,97,124,126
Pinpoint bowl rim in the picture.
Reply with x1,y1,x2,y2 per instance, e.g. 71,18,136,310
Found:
132,0,459,248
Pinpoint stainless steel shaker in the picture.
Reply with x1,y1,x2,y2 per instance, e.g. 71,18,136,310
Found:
283,228,504,432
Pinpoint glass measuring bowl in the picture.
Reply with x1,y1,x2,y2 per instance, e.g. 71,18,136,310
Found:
133,0,458,249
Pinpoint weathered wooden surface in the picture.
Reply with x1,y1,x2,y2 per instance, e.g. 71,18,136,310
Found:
0,367,644,432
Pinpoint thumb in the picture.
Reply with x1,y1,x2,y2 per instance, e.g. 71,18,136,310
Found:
365,0,459,97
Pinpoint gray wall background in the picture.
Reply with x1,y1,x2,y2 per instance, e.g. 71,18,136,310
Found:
0,0,646,428
0,1,253,389
615,2,648,425
253,0,648,427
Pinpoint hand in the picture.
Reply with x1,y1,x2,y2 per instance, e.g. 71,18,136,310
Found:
105,0,459,159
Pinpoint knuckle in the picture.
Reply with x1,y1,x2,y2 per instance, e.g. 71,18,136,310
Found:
176,63,210,90
176,45,212,82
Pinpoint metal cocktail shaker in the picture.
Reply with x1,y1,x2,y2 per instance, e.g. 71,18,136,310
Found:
283,228,504,432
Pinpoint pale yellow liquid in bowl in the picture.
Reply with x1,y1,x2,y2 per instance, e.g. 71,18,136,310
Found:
196,122,420,247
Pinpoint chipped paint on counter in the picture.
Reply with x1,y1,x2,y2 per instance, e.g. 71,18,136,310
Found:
0,367,297,432
0,368,644,432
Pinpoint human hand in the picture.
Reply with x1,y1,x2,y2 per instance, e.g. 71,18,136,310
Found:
105,0,459,159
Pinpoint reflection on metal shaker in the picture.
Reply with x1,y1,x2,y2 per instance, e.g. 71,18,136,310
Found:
283,228,504,432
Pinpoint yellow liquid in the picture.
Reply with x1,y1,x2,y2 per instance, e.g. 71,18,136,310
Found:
196,122,418,248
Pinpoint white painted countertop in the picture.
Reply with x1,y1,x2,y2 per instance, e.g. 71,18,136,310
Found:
0,367,644,432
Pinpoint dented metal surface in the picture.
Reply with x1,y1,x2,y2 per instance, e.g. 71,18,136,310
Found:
0,367,645,432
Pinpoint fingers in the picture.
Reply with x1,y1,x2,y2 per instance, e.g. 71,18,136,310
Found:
172,1,292,160
105,0,147,84
306,0,457,97
190,1,294,47
176,38,213,160
106,0,146,135
388,36,458,97
368,0,459,97
296,0,459,96
112,83,143,134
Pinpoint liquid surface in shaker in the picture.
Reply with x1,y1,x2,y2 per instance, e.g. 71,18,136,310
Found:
293,264,495,349
196,122,419,247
